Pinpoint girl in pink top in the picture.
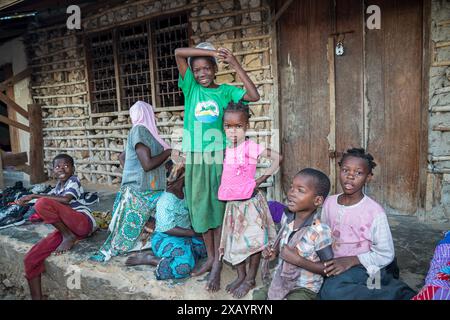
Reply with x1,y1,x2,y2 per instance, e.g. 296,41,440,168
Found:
319,148,415,300
218,100,281,298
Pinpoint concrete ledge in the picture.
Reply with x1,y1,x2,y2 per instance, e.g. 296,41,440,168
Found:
0,223,246,300
0,214,448,299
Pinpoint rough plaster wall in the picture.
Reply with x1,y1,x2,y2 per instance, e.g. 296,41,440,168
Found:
27,0,277,195
0,37,32,160
428,0,450,221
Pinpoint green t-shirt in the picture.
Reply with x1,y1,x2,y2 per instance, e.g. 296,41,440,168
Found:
179,67,246,152
121,125,166,192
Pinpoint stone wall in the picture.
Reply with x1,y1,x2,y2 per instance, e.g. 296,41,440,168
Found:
25,0,278,197
427,0,450,221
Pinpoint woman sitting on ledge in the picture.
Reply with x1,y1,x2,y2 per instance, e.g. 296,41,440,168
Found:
90,101,172,262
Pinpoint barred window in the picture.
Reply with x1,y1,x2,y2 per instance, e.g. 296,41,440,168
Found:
86,13,188,114
152,14,188,108
86,32,117,113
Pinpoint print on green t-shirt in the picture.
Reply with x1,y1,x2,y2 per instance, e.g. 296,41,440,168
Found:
179,67,246,152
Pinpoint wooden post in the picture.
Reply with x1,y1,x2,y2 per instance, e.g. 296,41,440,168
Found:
327,37,337,194
28,104,47,183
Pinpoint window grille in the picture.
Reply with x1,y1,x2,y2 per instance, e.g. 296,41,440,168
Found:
86,13,189,114
87,32,118,113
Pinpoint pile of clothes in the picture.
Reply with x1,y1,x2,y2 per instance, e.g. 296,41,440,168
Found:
0,182,51,229
412,230,450,300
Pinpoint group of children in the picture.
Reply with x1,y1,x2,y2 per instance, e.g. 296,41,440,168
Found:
15,42,416,300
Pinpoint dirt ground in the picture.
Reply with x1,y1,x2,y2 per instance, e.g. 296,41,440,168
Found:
1,173,449,299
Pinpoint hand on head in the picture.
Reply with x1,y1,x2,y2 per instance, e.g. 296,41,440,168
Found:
217,47,238,66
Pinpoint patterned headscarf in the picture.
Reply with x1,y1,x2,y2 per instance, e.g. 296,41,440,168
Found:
129,101,170,150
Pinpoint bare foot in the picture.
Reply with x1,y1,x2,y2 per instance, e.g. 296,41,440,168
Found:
125,252,158,266
233,280,255,299
206,262,222,292
226,275,246,293
191,258,214,277
54,234,77,255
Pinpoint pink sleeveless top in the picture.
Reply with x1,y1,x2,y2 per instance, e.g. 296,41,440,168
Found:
321,194,385,258
218,140,263,201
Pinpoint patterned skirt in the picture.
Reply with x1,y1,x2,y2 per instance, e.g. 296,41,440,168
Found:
219,190,276,265
90,186,161,262
152,231,207,280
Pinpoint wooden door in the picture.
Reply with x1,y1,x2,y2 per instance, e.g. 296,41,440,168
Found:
277,0,426,214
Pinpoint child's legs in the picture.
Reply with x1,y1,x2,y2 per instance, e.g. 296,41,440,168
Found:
253,285,317,300
35,198,91,237
252,284,269,300
286,288,317,300
206,226,223,291
245,251,261,282
185,152,225,234
213,226,222,263
27,276,43,300
318,265,415,300
24,230,63,296
232,252,261,298
155,237,198,280
227,260,247,293
191,236,207,259
191,230,214,276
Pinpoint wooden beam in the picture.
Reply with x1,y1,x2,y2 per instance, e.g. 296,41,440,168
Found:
0,91,29,119
0,114,30,132
0,68,31,91
271,0,295,25
437,19,450,26
431,105,450,112
433,125,450,132
28,104,47,184
327,36,337,194
432,60,450,67
436,41,450,48
2,64,20,153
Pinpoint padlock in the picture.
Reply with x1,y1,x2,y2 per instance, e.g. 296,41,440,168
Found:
335,41,344,56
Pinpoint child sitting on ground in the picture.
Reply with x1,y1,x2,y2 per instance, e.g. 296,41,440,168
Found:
218,100,281,298
318,148,416,300
254,168,333,300
18,154,97,300
125,159,207,280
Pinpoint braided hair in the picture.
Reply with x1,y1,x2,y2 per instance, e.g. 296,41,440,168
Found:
224,99,251,122
338,148,377,174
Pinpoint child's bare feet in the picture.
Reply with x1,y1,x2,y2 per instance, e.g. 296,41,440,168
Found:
226,274,246,293
191,257,214,276
232,279,255,299
125,252,158,266
206,261,222,292
54,234,77,255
